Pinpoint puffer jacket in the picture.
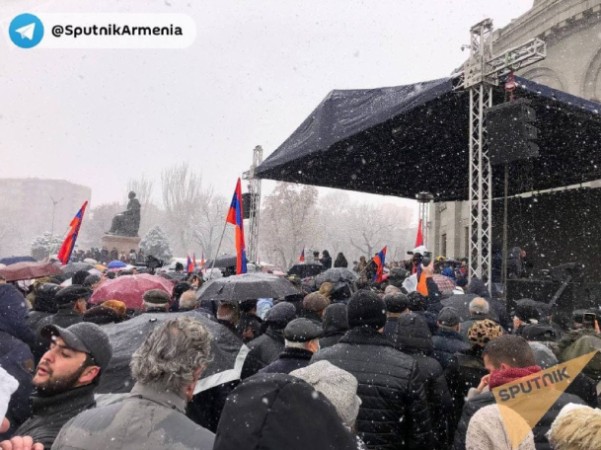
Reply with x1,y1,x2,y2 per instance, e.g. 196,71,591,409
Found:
311,327,433,450
432,328,471,370
453,389,585,450
15,384,96,449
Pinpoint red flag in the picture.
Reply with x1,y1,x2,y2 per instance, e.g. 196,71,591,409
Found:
57,201,88,265
299,248,305,263
372,246,387,283
415,219,424,247
186,254,195,273
200,251,206,269
226,178,247,274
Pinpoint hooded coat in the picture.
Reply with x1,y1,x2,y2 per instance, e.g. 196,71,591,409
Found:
320,303,349,348
213,373,356,450
311,327,433,450
0,284,35,438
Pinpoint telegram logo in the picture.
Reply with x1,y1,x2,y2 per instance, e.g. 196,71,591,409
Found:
9,13,44,49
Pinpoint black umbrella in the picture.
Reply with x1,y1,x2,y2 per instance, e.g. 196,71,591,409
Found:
97,310,248,394
288,262,323,278
197,273,299,303
440,294,479,322
61,262,93,276
315,268,357,285
206,254,247,269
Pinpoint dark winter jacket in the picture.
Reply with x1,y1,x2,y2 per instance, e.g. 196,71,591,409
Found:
0,331,34,439
0,284,35,347
214,373,357,450
259,347,313,374
383,316,400,343
453,388,585,450
395,313,453,448
445,347,487,427
15,384,96,449
246,327,285,368
320,254,333,269
558,328,601,381
312,327,434,450
26,311,52,332
319,303,349,349
432,328,471,370
52,382,215,450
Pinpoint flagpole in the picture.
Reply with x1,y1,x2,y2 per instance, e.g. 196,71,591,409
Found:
207,219,229,281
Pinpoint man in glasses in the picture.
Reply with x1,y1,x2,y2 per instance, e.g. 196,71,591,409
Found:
0,322,112,450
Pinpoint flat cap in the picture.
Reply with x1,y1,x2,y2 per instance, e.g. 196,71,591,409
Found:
284,318,323,342
41,322,112,371
143,289,170,305
437,306,460,327
55,285,92,306
302,292,330,313
265,302,296,327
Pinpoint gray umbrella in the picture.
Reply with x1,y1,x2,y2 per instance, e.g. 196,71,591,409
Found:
97,310,248,394
197,273,299,303
315,268,357,285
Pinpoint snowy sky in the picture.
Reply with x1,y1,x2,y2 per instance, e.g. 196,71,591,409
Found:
0,0,533,207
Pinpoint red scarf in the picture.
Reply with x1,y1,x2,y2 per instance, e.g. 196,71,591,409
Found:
488,365,542,389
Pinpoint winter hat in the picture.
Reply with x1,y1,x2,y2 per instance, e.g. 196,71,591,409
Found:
83,274,101,288
284,318,323,342
469,297,490,316
55,285,92,307
467,319,503,348
407,291,427,312
347,290,387,330
100,299,128,317
383,292,409,313
290,361,361,428
514,303,541,324
548,403,601,450
302,292,330,313
395,312,433,354
322,304,349,333
72,270,90,286
143,289,170,306
33,283,60,313
213,373,356,450
265,302,296,329
41,322,113,371
438,306,460,327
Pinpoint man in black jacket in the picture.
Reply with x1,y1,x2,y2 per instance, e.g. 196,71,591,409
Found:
453,335,585,450
0,323,111,450
311,290,433,450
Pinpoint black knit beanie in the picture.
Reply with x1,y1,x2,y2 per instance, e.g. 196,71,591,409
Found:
347,290,387,329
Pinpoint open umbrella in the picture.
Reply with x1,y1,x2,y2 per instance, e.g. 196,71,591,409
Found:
0,256,36,265
0,261,62,282
61,262,93,274
206,254,247,269
198,273,299,303
432,274,456,293
97,310,249,395
107,260,127,269
89,273,174,310
315,268,357,285
287,262,323,278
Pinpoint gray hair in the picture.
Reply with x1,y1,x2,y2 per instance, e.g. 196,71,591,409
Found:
130,317,212,394
179,290,198,310
469,297,490,315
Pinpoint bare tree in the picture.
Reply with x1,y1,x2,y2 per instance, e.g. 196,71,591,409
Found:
259,182,319,269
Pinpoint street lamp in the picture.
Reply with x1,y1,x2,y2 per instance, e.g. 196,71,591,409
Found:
49,195,63,236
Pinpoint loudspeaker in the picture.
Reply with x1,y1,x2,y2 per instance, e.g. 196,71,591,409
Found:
486,98,540,165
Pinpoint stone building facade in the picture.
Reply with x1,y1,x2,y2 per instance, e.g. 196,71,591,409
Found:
429,0,601,259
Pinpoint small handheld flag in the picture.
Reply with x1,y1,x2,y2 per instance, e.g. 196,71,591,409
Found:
372,246,387,283
226,178,247,274
186,254,195,273
57,201,88,265
299,248,305,263
415,219,424,247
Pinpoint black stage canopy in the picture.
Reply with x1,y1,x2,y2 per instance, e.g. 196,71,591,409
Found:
256,77,601,201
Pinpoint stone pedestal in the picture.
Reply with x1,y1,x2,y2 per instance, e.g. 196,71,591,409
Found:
101,234,141,255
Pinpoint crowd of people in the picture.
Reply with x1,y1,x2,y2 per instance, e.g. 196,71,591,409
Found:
0,248,601,449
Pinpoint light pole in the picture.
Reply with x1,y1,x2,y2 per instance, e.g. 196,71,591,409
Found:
49,195,63,237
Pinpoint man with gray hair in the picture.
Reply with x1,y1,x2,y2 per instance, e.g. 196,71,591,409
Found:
178,289,198,311
460,297,494,340
52,317,215,449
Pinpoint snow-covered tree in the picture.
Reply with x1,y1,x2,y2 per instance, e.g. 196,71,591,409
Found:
140,226,173,261
31,232,63,260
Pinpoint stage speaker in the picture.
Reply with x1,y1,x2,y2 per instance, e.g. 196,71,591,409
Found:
486,98,540,165
241,193,259,220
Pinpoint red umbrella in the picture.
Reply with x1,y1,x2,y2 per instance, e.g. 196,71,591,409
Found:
0,261,62,282
90,274,174,310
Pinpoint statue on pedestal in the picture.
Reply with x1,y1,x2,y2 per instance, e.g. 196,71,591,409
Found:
107,191,141,237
